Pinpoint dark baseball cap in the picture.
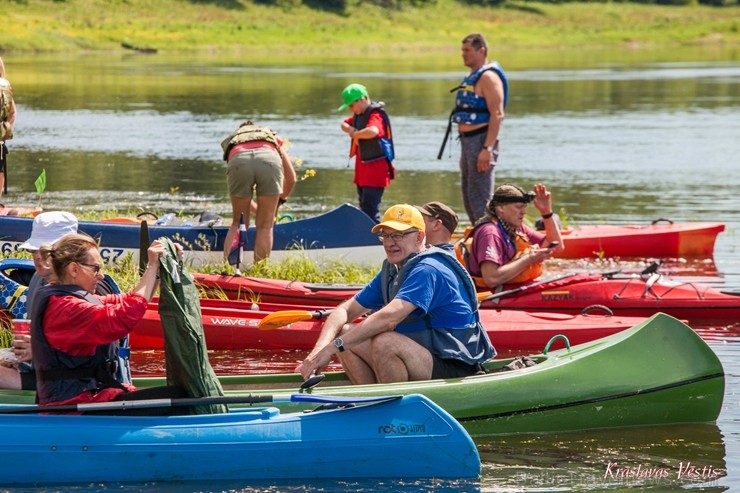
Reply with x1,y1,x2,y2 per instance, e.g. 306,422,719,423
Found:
415,201,459,234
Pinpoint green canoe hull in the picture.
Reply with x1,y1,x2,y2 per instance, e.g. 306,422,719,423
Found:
0,313,724,436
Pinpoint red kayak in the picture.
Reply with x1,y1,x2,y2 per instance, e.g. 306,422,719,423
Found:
192,271,740,323
130,298,647,352
553,220,724,259
479,273,740,323
193,273,361,307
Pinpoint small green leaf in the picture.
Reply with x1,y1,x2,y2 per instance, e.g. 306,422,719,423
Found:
34,169,47,195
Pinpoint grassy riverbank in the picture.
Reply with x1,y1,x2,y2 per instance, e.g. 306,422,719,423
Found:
3,0,738,54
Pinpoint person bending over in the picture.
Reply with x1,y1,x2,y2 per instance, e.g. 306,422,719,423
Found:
221,120,296,263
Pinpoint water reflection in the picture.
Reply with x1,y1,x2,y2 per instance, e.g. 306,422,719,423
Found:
5,478,481,493
479,424,727,491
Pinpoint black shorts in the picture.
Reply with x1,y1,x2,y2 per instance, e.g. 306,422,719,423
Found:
431,356,483,380
20,369,36,391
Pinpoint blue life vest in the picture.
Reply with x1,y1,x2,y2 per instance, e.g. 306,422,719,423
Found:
438,62,509,159
379,247,496,364
452,62,509,125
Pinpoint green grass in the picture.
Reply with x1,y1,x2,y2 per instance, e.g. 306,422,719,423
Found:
1,244,377,297
0,320,13,348
2,0,738,54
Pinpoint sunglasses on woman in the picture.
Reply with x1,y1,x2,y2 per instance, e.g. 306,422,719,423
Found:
78,262,103,274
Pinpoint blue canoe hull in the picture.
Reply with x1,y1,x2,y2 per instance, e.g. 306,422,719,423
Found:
0,394,479,484
0,204,384,267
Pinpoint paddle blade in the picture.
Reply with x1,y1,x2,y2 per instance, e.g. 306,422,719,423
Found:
258,310,316,331
476,291,493,301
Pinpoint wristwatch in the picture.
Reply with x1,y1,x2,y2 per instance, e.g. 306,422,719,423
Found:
485,145,495,153
333,337,345,353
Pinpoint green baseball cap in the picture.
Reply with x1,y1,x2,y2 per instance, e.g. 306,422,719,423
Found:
337,83,369,111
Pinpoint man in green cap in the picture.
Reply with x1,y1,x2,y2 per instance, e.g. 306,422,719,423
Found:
339,83,395,223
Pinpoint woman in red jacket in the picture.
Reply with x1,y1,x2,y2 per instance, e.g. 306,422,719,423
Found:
30,233,188,414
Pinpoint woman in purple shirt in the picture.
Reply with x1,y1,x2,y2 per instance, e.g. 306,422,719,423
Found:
467,183,564,289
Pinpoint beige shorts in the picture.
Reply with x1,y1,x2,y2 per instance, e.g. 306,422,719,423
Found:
226,147,283,198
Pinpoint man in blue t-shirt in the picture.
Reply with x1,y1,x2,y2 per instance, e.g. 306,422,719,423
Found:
297,204,494,384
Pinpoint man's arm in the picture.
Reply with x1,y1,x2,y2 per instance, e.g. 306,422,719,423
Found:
297,297,417,379
477,71,505,173
297,297,369,378
344,298,417,344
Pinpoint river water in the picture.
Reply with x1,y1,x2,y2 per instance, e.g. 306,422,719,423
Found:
1,48,739,492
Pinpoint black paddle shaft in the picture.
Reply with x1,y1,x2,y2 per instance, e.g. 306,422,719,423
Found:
138,220,150,276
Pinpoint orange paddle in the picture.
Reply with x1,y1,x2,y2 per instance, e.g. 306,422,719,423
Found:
258,309,333,331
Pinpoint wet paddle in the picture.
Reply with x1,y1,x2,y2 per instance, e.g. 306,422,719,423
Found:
258,309,333,331
0,392,400,414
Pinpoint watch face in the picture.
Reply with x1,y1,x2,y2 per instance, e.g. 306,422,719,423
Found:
334,338,344,351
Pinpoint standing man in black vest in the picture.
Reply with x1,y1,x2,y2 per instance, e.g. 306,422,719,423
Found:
339,83,395,223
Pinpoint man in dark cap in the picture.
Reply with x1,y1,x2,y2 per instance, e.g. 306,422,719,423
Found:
416,201,459,252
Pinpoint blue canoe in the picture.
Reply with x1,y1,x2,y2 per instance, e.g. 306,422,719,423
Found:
0,204,385,268
0,394,479,484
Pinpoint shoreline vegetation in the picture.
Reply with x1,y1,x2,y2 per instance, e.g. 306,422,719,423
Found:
2,0,738,54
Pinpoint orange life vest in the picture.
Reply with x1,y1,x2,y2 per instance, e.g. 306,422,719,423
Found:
455,220,542,288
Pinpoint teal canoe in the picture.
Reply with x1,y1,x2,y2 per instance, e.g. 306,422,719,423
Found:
0,394,480,484
0,314,724,437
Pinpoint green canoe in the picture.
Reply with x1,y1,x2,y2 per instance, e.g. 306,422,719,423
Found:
0,313,724,436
